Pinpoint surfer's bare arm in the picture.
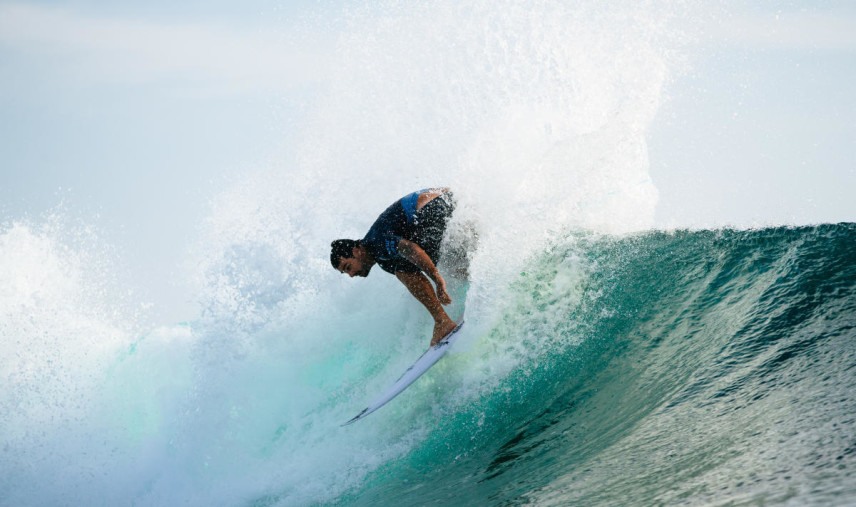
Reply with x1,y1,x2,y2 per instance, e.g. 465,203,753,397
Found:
415,187,451,211
395,271,458,346
397,239,451,305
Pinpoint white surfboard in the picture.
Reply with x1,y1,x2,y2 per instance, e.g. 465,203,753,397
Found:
342,320,465,426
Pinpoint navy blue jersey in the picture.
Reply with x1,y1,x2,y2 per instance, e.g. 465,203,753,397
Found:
361,189,453,274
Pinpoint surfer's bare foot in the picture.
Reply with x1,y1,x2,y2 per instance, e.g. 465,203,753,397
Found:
431,319,458,346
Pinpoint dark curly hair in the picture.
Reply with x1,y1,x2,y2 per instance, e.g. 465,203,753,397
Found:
330,239,360,269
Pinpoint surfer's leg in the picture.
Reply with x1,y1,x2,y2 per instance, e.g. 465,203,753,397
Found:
441,218,477,281
395,271,457,346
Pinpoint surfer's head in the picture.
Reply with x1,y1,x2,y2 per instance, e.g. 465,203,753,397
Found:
331,239,371,277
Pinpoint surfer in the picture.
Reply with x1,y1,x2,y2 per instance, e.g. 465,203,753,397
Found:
331,188,458,346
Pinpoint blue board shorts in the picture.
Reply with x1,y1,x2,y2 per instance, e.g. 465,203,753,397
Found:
407,192,455,271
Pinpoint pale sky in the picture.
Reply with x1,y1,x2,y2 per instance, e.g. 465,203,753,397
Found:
1,1,854,324
650,2,856,228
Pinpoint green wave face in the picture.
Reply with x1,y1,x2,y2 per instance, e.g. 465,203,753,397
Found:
341,224,856,506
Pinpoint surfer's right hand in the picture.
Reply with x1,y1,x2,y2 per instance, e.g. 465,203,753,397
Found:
435,278,452,305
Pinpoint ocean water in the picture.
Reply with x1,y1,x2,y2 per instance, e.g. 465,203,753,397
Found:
338,225,856,506
2,1,855,506
3,223,855,506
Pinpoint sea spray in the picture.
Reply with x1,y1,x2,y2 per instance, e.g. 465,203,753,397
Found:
0,211,147,505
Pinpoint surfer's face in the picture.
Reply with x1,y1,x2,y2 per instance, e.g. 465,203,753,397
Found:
337,256,368,278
